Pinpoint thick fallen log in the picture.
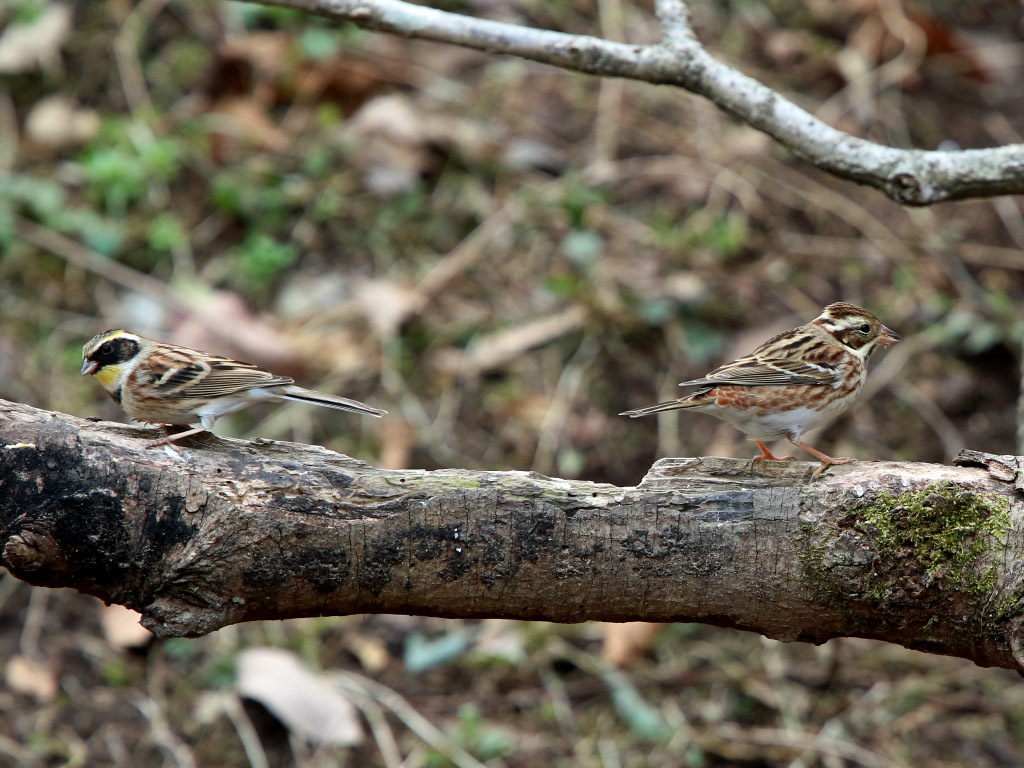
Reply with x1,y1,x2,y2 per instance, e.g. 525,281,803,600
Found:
2,399,1022,671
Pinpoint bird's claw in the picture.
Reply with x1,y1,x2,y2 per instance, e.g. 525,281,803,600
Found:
748,454,796,471
810,457,856,478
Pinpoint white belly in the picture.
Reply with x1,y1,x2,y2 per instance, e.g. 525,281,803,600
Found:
698,386,861,441
713,404,840,440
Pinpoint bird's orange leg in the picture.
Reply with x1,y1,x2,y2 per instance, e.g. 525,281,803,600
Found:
787,437,855,478
748,440,795,470
144,425,209,449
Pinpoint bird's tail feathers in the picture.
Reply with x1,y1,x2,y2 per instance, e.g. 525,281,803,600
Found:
619,399,697,418
277,386,387,417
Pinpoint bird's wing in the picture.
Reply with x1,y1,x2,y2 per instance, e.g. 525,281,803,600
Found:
149,351,293,398
680,357,840,388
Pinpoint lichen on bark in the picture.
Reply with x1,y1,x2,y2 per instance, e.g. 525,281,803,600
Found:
800,482,1014,640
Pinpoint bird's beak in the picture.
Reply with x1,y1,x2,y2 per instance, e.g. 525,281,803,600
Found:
877,326,900,346
81,360,98,376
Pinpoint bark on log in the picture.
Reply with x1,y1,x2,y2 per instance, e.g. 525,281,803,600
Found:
2,399,1024,671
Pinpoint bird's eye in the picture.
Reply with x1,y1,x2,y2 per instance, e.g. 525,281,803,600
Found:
858,323,870,334
100,343,114,355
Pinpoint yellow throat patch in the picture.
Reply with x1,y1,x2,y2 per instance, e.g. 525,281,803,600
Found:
94,363,124,390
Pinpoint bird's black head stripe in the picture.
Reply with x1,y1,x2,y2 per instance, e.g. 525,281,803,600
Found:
87,337,140,368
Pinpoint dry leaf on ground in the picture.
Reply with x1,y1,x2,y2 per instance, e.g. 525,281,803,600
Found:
5,654,58,703
25,94,100,147
98,603,152,650
236,647,364,747
601,622,663,668
0,3,71,74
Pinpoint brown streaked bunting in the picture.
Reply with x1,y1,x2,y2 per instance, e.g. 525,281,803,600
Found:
82,329,386,448
620,303,899,477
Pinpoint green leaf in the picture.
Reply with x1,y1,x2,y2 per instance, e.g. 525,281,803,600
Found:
80,146,147,214
13,1,44,24
147,213,188,252
3,175,66,223
560,182,605,228
556,447,585,479
707,212,746,258
560,229,603,270
640,297,673,326
301,146,333,177
233,233,299,288
139,138,181,182
61,209,124,256
298,27,342,60
602,669,670,741
210,173,243,214
681,318,725,365
404,631,470,674
544,273,578,298
0,201,13,248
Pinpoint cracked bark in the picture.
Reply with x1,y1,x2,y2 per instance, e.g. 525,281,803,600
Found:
2,399,1024,672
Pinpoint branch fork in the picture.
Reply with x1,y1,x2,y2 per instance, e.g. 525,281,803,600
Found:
247,0,1024,205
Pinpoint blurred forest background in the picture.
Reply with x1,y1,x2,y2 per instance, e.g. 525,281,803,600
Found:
2,0,1024,766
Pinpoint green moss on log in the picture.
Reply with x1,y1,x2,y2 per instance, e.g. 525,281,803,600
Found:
849,482,1009,601
799,482,1013,638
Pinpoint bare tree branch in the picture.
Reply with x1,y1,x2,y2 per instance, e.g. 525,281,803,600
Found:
249,0,1024,206
2,399,1024,671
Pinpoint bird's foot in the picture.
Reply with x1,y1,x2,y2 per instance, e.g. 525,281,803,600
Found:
786,437,857,478
143,425,207,449
748,441,795,470
811,456,855,478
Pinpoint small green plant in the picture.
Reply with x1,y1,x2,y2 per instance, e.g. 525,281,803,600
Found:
560,229,604,272
420,702,515,767
559,181,606,228
101,659,131,687
456,703,515,761
209,168,299,228
603,669,671,741
232,233,299,292
79,135,181,215
147,213,188,254
298,27,344,60
12,1,45,24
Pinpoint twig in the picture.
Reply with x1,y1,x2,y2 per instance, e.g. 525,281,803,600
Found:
135,694,197,768
777,232,1024,272
250,0,1024,205
652,0,694,48
0,86,17,172
113,0,167,119
592,0,625,165
0,733,36,768
705,725,900,768
222,693,271,768
331,682,404,768
454,305,588,377
13,217,188,310
332,671,489,768
532,335,598,474
18,588,49,661
1019,336,1024,455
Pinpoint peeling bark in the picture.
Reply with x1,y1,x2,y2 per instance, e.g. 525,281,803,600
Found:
2,399,1024,671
